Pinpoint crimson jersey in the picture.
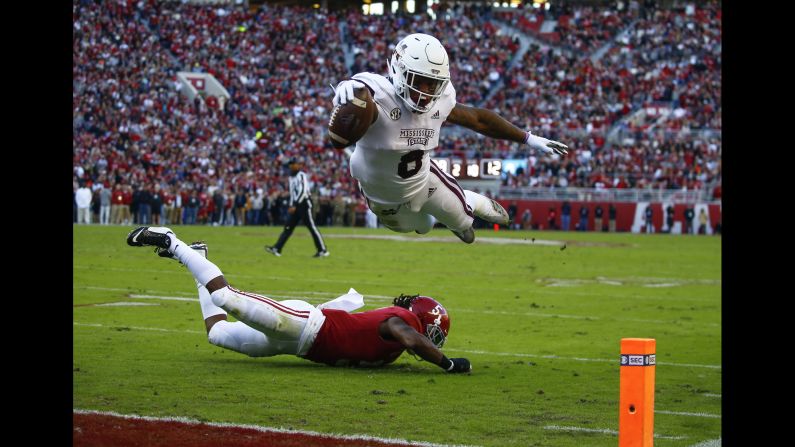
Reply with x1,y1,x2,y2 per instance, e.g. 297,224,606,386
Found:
303,306,422,367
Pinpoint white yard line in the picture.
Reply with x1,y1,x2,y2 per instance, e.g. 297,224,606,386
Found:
656,410,720,418
687,439,721,447
73,322,203,334
446,348,720,369
78,288,718,327
72,322,721,369
324,233,564,246
542,425,687,440
79,285,396,300
73,409,480,447
452,308,718,327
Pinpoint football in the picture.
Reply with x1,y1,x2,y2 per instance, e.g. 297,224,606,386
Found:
328,86,377,149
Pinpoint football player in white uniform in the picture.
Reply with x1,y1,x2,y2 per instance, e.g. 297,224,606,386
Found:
332,33,568,243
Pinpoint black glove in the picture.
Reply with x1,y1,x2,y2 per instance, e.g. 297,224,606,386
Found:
441,356,472,373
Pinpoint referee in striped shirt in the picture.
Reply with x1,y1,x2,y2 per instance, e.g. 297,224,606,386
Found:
266,157,329,257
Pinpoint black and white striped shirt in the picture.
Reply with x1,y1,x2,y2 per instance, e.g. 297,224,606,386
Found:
289,171,311,206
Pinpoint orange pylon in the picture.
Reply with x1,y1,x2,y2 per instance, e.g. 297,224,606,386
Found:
618,338,656,447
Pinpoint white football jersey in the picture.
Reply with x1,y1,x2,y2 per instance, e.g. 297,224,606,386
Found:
349,72,456,205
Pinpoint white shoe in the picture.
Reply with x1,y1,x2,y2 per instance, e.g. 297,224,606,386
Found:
475,199,511,226
451,227,475,244
127,226,174,248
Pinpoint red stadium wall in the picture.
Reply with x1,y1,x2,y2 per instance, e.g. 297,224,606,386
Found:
496,200,722,233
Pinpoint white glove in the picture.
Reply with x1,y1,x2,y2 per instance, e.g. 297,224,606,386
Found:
332,79,366,107
525,131,568,156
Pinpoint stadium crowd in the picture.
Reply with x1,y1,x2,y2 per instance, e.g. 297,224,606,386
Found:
73,0,721,227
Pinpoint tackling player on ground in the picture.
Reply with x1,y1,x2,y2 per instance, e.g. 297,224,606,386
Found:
332,33,568,243
127,226,472,373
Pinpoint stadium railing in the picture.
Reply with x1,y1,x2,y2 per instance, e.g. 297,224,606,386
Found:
497,187,718,204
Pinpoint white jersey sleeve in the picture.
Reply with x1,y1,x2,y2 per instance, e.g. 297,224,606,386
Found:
348,72,456,204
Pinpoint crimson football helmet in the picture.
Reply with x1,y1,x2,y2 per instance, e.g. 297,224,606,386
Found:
407,296,450,348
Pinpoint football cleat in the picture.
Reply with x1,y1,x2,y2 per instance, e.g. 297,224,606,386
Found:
475,199,511,226
265,246,281,257
127,226,174,249
157,241,208,262
451,226,475,244
313,250,330,258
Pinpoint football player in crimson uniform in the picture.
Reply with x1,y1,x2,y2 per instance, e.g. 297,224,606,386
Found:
126,226,472,373
331,33,568,243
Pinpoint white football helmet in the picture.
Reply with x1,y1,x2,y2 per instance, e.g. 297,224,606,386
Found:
387,33,450,114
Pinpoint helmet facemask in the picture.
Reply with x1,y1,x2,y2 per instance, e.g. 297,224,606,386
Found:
425,323,447,348
393,59,449,113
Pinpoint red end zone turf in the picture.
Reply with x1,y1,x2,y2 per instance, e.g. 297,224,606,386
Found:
73,411,449,447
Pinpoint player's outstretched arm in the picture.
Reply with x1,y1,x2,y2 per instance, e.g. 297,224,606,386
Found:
447,103,568,156
380,317,472,373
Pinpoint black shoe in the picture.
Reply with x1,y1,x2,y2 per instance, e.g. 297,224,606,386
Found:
451,227,475,244
266,246,281,257
127,226,174,249
157,242,208,262
313,250,330,258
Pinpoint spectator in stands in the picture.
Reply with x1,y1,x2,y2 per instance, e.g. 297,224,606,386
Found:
234,189,247,226
162,189,174,226
561,201,572,231
151,185,163,226
212,189,225,226
251,188,265,226
170,187,182,226
665,204,674,234
521,208,532,230
578,205,589,231
138,185,153,226
698,209,708,235
91,186,102,224
684,206,695,235
99,185,112,225
184,191,200,225
609,203,617,232
547,207,558,230
75,181,93,224
508,201,519,230
224,189,235,227
332,194,346,227
73,182,78,223
594,204,604,232
131,186,140,225
111,184,125,225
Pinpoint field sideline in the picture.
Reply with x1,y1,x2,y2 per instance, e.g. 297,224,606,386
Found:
73,225,721,446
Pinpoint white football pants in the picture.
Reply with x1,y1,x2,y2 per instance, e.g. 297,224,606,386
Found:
366,160,477,233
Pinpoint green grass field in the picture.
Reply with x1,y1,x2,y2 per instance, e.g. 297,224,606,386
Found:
73,224,721,447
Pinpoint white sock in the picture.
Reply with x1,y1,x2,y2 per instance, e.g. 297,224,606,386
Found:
169,237,223,286
198,284,227,320
464,190,489,217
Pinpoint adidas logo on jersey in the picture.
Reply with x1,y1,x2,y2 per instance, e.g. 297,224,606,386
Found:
431,110,440,119
428,187,437,198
